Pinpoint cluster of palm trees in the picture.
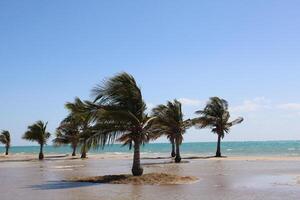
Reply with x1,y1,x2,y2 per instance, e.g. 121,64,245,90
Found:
53,98,94,159
1,72,243,176
53,72,243,176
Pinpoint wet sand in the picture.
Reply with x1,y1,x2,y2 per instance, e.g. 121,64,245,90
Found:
72,173,198,185
0,154,300,200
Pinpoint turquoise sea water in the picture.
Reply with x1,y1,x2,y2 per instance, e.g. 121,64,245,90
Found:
1,141,300,157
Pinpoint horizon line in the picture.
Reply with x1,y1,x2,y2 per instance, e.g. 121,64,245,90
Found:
4,139,300,148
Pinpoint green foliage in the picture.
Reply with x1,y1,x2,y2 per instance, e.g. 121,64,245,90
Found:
55,97,94,154
22,121,51,145
194,97,243,138
150,99,192,144
0,130,11,147
88,72,154,150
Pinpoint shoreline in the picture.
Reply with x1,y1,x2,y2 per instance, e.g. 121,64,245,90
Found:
1,153,300,162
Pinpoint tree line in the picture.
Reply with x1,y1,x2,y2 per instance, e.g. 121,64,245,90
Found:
1,72,243,176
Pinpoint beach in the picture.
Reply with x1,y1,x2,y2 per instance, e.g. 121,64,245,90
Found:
2,0,300,199
1,153,300,200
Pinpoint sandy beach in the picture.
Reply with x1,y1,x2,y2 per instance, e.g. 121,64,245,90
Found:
0,154,300,200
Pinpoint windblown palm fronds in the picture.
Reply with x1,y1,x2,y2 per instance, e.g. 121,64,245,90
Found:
151,99,192,162
193,97,243,157
22,121,50,160
63,97,94,158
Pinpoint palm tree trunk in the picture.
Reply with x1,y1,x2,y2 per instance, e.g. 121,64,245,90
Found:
5,145,8,155
132,139,143,176
72,145,77,156
175,136,181,163
171,137,175,157
39,144,44,160
216,134,222,157
81,151,86,158
81,141,87,158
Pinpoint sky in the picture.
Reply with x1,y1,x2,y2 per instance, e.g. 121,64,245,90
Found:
1,0,300,146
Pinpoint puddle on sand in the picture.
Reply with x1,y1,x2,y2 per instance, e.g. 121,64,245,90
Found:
235,175,299,189
49,165,85,171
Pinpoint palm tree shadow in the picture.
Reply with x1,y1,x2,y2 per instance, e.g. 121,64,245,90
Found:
142,156,228,161
183,156,228,159
26,181,96,190
142,156,172,160
142,160,190,166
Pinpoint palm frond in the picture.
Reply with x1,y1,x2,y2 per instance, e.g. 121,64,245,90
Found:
0,130,10,147
89,72,149,149
227,117,244,127
194,97,243,136
22,121,50,145
150,99,189,143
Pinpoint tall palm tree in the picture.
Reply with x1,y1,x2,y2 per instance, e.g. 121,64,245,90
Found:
64,98,94,159
88,72,155,176
151,100,192,163
53,115,80,156
22,121,51,160
194,97,243,157
0,130,11,155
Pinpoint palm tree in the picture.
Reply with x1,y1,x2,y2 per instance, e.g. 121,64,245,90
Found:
64,98,94,159
88,72,155,176
151,100,192,163
53,115,80,156
194,97,243,157
53,98,92,157
0,130,11,155
22,121,51,160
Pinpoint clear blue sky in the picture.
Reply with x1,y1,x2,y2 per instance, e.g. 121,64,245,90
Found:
1,0,300,146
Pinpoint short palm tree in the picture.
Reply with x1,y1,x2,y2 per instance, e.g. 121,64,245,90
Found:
194,97,243,157
151,100,192,163
89,72,155,176
53,115,80,156
0,130,11,155
22,121,51,160
64,98,94,159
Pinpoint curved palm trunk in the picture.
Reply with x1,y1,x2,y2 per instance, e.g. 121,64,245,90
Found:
132,139,143,176
174,136,181,163
5,145,9,155
171,137,175,157
216,134,222,157
39,144,44,160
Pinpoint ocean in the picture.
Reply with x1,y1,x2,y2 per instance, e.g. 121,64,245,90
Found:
1,141,300,157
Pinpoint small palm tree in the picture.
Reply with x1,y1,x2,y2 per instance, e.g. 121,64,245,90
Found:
22,121,51,160
88,72,155,176
53,98,92,157
194,97,243,157
53,115,80,156
0,130,11,155
151,100,192,163
64,98,94,159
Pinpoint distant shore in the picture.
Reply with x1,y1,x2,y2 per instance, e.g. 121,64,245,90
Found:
1,140,300,158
